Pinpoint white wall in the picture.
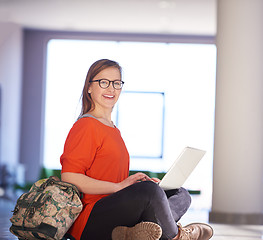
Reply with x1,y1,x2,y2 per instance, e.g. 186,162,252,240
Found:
0,0,216,35
0,23,22,169
209,0,263,224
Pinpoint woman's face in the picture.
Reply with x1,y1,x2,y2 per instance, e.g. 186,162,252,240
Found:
88,67,122,112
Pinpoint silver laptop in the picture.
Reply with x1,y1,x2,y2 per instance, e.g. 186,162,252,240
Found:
159,147,206,190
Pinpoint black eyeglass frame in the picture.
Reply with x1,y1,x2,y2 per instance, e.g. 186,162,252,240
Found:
89,79,125,90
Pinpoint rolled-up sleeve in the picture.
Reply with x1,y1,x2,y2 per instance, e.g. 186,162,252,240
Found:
60,118,100,174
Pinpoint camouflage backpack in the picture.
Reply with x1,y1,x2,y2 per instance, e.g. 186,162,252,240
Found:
10,176,83,240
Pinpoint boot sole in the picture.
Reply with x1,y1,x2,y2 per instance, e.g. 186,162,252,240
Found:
112,221,162,240
184,222,214,239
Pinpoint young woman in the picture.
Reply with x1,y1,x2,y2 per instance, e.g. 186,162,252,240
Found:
60,59,213,240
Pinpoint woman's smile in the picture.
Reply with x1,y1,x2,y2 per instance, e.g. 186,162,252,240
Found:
103,94,115,99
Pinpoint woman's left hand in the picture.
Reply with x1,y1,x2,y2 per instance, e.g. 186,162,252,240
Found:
151,177,161,183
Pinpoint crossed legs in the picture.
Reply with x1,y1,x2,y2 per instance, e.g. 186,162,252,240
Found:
80,181,191,240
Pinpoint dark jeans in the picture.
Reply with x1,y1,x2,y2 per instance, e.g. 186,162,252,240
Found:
80,181,191,240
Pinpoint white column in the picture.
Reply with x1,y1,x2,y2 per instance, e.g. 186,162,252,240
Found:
210,0,263,224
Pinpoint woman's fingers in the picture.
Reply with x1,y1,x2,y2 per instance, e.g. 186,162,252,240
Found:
151,177,161,183
118,172,156,191
133,172,152,182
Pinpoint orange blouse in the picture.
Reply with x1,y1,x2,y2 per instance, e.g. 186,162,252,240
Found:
60,116,130,240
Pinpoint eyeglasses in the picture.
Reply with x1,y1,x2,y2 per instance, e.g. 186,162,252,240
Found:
89,79,125,90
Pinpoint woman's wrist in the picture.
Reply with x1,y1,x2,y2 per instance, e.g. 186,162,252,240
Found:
113,182,122,193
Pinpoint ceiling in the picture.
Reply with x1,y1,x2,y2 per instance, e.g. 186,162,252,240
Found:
0,0,216,35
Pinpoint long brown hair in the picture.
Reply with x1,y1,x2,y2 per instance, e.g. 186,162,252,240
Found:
80,59,122,116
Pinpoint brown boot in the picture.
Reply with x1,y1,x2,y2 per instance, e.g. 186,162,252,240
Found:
112,221,162,240
177,223,213,240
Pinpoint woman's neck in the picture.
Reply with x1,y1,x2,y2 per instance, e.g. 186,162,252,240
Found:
88,109,111,121
88,109,114,128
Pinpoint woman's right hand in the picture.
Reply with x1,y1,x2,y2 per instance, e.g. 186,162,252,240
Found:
116,172,153,191
62,172,153,195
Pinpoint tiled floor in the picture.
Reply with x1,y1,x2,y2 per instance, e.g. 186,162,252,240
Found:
1,198,263,240
180,209,263,240
1,198,17,240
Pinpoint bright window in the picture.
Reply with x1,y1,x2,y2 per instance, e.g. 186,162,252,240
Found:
44,39,216,209
115,91,165,158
